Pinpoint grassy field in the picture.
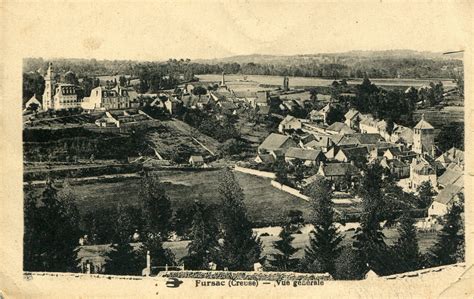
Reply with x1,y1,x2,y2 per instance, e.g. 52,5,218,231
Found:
197,74,456,89
59,169,312,225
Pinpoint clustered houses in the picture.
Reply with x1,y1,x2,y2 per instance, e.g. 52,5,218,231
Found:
255,97,463,218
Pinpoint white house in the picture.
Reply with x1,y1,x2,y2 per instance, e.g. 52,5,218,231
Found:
278,115,302,133
428,184,463,217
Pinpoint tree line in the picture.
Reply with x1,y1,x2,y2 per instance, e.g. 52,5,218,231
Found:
24,165,464,278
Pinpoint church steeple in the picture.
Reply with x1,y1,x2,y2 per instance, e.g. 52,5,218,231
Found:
42,62,56,110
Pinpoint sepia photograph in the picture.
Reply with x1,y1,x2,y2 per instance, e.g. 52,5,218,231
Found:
1,1,473,298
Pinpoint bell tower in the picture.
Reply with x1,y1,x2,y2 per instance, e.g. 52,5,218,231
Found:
413,114,435,155
42,62,56,110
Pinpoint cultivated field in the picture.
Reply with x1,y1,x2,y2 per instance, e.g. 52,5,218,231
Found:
197,74,456,89
52,170,312,226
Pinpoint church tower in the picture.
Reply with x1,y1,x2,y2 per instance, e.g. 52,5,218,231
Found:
413,114,435,155
42,62,56,110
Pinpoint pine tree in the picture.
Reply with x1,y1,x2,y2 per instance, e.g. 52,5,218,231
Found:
140,171,173,238
182,201,220,270
352,164,388,276
139,234,176,271
24,180,81,272
302,178,342,274
104,205,141,275
270,224,299,271
274,156,289,185
392,212,421,273
428,201,464,266
219,169,262,271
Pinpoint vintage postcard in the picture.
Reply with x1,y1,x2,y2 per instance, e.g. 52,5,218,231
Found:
1,0,473,298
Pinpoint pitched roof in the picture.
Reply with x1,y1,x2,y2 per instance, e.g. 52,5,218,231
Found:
414,116,434,130
189,155,204,162
304,136,332,148
326,122,354,134
280,115,300,126
437,165,463,187
339,147,369,160
344,109,360,120
320,163,360,177
285,147,322,161
337,133,383,146
259,133,293,151
256,154,275,164
434,184,463,205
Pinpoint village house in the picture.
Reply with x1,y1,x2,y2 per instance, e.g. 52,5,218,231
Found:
437,163,463,189
409,156,437,189
334,147,369,163
81,85,132,110
390,124,414,145
258,133,297,157
316,162,360,181
335,133,384,148
164,96,183,114
428,184,463,217
24,95,42,111
95,110,153,128
325,122,355,135
309,104,331,123
284,147,325,166
189,155,205,167
278,115,302,133
344,108,361,129
254,153,275,165
302,136,333,152
379,156,410,179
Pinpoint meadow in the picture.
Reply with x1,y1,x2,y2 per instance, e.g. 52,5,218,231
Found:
65,169,313,226
196,74,456,89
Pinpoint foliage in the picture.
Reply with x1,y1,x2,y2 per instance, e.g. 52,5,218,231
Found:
181,201,220,270
104,205,141,275
301,178,342,274
416,181,437,209
218,169,262,270
391,212,422,273
173,207,195,238
332,246,365,280
23,181,81,272
274,156,289,185
325,104,346,125
269,225,300,271
427,201,464,266
139,171,173,239
352,164,390,276
218,138,248,157
435,122,464,151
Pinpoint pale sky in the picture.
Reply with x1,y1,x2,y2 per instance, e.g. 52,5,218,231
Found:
4,0,472,61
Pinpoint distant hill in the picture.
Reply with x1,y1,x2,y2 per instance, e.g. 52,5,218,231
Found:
195,50,463,65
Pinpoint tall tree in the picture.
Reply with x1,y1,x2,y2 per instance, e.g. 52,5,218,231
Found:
219,169,262,270
352,164,389,276
104,205,141,275
139,171,173,239
416,181,437,209
428,200,464,266
23,180,81,272
392,212,421,273
274,156,289,185
301,178,342,274
181,201,220,270
270,224,299,271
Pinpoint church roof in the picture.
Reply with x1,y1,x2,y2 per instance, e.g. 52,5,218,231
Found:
414,115,434,130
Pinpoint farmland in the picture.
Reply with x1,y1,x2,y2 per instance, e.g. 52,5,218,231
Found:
38,169,313,226
197,74,457,89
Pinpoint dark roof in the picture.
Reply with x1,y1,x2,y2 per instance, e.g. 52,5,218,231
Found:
257,154,275,164
320,163,360,177
338,147,368,160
